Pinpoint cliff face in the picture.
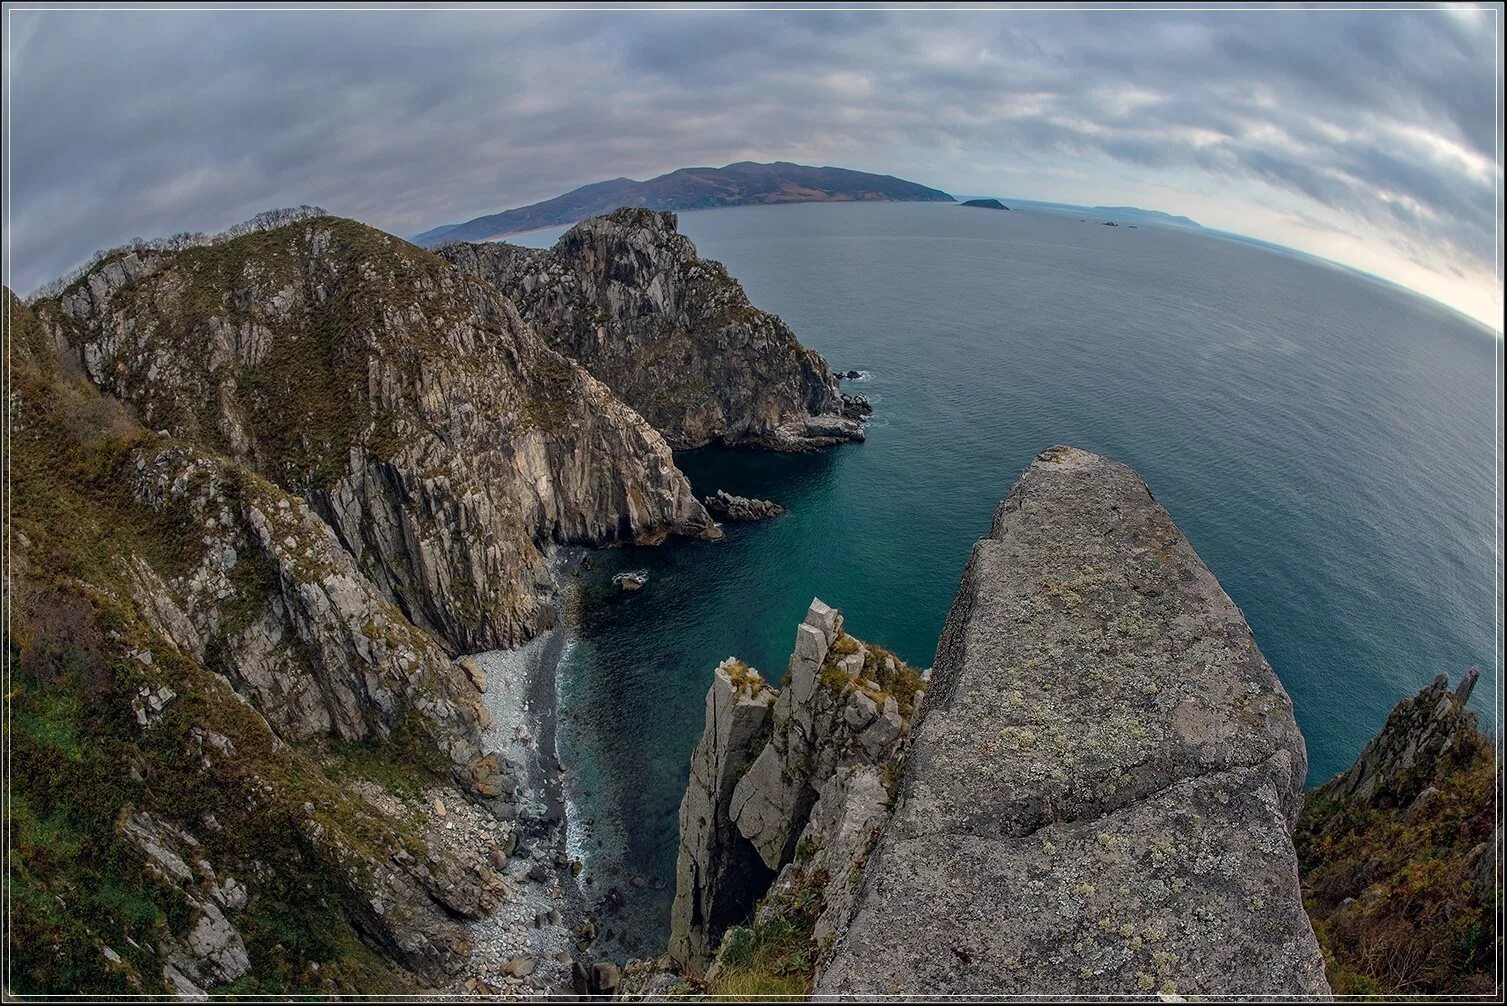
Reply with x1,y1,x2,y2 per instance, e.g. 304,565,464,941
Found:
441,209,864,451
39,216,718,654
821,446,1327,996
7,290,516,995
1296,672,1497,995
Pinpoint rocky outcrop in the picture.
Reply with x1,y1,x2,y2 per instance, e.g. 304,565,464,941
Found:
668,602,923,972
440,209,864,451
39,216,718,654
667,659,779,970
818,446,1329,996
1310,669,1482,807
703,490,785,522
1296,671,1497,995
126,443,485,765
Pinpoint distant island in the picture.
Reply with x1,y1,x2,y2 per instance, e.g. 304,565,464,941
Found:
1090,205,1200,228
413,161,955,246
961,197,1010,210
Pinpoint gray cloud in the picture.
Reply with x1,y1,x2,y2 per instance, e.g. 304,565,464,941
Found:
3,6,1500,321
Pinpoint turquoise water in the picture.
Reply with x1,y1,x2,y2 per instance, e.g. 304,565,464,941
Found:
529,202,1501,956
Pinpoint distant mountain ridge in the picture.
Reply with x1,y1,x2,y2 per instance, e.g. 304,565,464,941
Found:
413,161,954,246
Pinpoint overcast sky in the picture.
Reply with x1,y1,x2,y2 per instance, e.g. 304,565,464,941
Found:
3,5,1501,328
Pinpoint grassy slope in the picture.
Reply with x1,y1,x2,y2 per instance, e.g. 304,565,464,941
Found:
5,290,431,995
1295,713,1497,995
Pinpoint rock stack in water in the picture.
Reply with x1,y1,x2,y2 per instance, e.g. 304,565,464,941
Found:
667,601,924,973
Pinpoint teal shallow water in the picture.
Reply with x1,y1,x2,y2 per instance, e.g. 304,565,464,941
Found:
522,202,1501,957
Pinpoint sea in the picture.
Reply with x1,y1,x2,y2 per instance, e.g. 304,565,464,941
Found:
512,200,1501,958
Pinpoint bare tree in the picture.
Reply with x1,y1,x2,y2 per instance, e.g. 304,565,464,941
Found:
27,206,329,304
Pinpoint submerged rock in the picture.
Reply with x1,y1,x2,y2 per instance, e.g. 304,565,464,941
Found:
703,490,785,522
613,572,648,592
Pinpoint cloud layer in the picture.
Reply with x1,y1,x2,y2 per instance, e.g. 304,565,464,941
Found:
4,7,1501,326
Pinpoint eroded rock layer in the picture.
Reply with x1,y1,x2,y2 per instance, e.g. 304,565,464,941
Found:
818,446,1330,996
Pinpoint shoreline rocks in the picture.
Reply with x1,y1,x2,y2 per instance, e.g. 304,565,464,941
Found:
841,393,873,421
703,490,785,522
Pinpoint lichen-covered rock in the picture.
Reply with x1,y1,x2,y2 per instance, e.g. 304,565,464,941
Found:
818,446,1329,997
441,209,864,451
38,216,718,654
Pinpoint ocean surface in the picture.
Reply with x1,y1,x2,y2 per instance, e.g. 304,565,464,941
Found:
515,201,1502,958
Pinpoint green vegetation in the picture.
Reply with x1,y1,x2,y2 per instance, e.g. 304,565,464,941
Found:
1295,721,1497,995
816,631,924,719
705,918,814,1000
5,291,427,995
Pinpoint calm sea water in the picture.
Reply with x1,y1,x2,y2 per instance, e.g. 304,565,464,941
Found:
519,202,1502,956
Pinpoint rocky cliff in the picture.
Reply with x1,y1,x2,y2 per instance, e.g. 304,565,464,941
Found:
440,209,864,451
36,215,718,654
7,290,517,995
660,601,924,989
1296,671,1497,995
655,446,1332,997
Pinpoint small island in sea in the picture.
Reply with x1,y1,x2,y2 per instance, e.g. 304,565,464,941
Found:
961,197,1011,210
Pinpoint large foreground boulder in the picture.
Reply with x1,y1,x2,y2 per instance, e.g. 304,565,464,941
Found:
818,446,1330,996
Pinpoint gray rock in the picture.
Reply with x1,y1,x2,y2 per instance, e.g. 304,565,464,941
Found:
703,489,786,522
1310,668,1483,806
816,446,1329,997
441,209,862,452
672,600,919,972
53,215,720,656
667,660,778,968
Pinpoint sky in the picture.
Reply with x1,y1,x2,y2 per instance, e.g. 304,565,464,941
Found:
3,5,1502,329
